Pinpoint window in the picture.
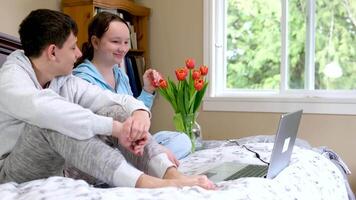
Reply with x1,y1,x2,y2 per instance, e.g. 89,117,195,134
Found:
203,0,356,115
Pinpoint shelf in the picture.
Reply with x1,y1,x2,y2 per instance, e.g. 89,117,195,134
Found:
62,0,150,16
62,0,150,65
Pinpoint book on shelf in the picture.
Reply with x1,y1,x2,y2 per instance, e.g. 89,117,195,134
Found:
123,54,146,96
134,55,146,85
124,56,141,97
126,22,137,50
128,55,142,92
95,8,124,18
130,32,138,50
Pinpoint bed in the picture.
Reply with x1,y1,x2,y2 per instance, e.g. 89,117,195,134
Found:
0,33,354,200
0,137,353,200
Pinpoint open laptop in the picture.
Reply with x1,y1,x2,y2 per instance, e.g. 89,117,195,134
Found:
199,110,303,182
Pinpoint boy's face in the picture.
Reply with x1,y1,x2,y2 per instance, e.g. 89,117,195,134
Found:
51,32,82,76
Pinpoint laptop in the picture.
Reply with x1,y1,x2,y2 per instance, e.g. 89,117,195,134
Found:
199,110,303,182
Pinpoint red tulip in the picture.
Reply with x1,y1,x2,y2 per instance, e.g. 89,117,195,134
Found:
148,71,162,88
194,79,204,91
151,78,159,88
159,79,168,89
199,65,208,76
156,59,209,119
192,69,201,80
175,67,188,81
151,80,159,88
185,58,195,69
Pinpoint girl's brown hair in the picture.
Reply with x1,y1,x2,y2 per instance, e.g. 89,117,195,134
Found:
75,11,130,66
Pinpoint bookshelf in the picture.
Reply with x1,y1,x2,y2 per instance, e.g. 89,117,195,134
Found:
61,0,150,65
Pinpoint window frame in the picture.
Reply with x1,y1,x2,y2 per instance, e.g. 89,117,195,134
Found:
203,0,356,115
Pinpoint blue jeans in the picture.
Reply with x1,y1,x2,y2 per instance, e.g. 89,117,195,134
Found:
153,131,192,160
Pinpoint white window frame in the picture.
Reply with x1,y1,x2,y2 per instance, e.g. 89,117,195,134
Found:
203,0,356,115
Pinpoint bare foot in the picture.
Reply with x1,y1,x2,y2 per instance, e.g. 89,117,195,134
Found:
170,174,216,190
135,174,216,190
163,167,216,190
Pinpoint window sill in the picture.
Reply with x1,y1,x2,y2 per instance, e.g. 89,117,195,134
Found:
203,94,356,115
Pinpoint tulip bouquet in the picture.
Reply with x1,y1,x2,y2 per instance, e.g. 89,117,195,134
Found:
153,58,208,152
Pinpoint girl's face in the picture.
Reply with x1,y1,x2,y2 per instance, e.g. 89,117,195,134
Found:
93,21,130,66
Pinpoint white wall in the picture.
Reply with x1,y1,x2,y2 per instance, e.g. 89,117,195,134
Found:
0,0,60,37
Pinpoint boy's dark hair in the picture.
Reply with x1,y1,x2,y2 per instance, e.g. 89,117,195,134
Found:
75,11,129,66
19,9,78,58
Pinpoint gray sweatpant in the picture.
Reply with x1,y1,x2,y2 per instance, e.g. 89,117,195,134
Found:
0,106,164,185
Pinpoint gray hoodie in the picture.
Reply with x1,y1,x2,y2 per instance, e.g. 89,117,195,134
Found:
0,50,150,166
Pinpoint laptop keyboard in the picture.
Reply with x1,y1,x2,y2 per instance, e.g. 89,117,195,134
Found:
225,165,268,180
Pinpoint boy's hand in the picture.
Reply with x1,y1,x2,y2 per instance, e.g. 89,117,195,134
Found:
112,110,150,155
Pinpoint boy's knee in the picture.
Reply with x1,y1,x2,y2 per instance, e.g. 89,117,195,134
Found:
96,105,129,122
21,124,48,141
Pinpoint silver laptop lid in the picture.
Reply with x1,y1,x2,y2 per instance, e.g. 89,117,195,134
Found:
266,110,303,179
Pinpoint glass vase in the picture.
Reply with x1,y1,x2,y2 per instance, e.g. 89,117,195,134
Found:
173,113,202,152
192,121,203,151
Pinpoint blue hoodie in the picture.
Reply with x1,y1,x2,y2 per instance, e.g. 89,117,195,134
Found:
73,59,155,109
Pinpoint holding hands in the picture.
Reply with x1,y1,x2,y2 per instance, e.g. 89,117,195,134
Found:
112,110,151,156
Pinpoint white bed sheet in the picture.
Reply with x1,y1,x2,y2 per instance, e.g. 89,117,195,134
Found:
0,143,348,200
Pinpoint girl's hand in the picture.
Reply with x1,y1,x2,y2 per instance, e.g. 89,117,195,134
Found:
143,68,162,94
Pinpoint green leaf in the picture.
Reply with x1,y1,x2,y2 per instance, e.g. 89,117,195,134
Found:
177,81,186,114
183,80,190,114
193,82,208,113
160,78,179,112
189,71,195,96
173,113,185,132
167,88,178,112
168,78,178,94
158,88,177,112
189,91,197,113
